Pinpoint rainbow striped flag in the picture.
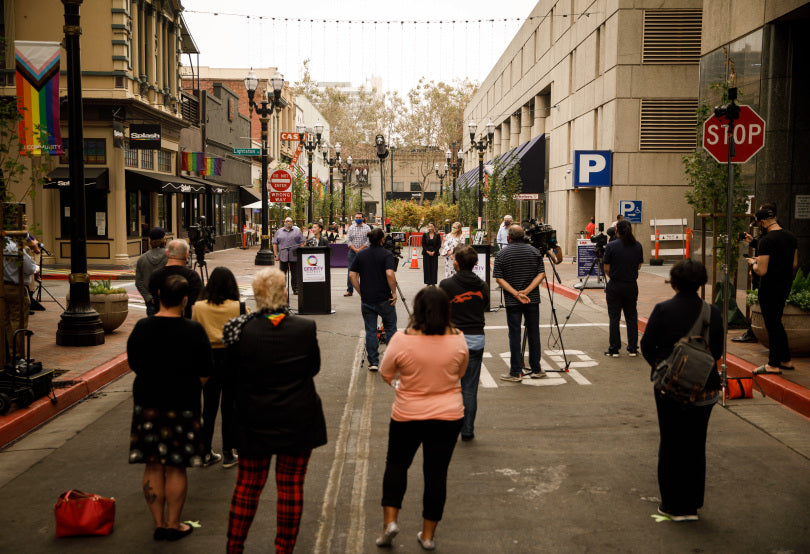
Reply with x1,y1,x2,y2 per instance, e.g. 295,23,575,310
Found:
15,41,62,156
205,157,222,176
182,152,203,172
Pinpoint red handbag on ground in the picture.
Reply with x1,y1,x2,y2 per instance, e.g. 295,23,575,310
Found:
54,490,116,537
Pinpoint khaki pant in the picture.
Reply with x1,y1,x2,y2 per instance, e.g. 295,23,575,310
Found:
3,283,30,359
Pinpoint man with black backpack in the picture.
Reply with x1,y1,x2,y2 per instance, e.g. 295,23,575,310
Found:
641,260,723,522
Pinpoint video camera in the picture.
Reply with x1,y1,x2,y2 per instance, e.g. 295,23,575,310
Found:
522,218,558,255
589,223,609,258
187,217,215,255
383,231,405,263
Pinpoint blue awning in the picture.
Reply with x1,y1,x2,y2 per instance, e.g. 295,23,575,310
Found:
458,134,545,195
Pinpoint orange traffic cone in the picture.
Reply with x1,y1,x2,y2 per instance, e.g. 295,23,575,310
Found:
410,248,419,269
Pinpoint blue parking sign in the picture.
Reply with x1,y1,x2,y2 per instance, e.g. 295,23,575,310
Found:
620,200,642,223
574,150,612,188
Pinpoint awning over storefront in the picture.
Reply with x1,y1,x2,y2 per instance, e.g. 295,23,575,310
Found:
239,186,261,206
180,175,235,195
44,167,109,190
458,134,546,195
126,169,207,193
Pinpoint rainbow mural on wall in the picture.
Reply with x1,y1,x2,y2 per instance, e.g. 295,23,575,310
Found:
15,41,62,156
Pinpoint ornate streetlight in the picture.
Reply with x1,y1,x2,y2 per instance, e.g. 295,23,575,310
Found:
447,145,464,203
322,141,339,226
435,162,448,199
355,166,369,214
375,134,389,225
297,122,323,223
244,69,285,265
338,153,353,225
468,120,495,222
56,0,105,346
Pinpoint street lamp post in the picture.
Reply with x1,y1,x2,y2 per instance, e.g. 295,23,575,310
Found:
244,69,285,266
375,135,389,225
447,144,464,204
435,162,448,199
56,0,105,346
468,120,495,223
322,141,339,226
355,167,368,214
339,154,353,225
298,122,323,224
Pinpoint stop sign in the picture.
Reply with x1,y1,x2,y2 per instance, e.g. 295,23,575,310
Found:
268,169,292,203
702,105,765,164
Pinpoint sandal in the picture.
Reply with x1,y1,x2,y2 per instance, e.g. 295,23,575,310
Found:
779,364,796,371
753,365,782,375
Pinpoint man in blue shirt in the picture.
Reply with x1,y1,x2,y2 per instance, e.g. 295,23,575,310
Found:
602,220,644,357
272,217,305,294
349,228,398,371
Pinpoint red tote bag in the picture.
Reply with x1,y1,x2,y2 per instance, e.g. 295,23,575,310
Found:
54,490,115,537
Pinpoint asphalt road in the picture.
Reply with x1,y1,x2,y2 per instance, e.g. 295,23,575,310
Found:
1,266,809,553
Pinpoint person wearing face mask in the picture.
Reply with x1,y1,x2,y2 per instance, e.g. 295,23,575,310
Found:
747,205,798,375
273,217,305,295
148,239,203,319
345,212,371,297
440,222,464,279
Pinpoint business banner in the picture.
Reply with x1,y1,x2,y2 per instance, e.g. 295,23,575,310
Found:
15,41,62,156
113,121,125,148
301,253,326,282
129,123,161,150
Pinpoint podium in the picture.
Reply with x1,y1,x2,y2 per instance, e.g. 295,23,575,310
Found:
472,244,493,311
296,246,333,314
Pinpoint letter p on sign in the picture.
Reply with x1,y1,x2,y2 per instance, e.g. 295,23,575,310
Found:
574,150,612,188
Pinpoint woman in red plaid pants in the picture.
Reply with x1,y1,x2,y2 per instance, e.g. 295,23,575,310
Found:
223,268,328,553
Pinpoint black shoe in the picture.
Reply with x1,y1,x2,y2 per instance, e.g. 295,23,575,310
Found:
461,434,475,442
604,349,619,358
732,330,757,343
165,525,194,541
153,527,169,541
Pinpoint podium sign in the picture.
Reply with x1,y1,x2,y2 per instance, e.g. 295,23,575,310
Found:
302,253,327,282
472,244,492,311
296,246,332,314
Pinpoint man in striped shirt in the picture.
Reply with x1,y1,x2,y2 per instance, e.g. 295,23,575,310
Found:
345,212,371,296
493,225,547,381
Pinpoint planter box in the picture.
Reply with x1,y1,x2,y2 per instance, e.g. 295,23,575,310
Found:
750,303,810,356
68,292,129,334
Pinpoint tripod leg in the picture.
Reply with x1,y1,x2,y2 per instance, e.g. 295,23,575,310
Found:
520,326,529,373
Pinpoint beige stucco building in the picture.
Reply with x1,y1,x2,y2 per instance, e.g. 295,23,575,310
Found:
464,1,703,256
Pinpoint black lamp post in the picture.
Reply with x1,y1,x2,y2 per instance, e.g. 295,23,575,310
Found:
435,162,448,199
468,120,495,222
375,134,389,225
339,154,353,225
355,166,368,214
322,141,339,226
56,0,105,346
244,69,285,266
297,122,323,223
447,144,464,204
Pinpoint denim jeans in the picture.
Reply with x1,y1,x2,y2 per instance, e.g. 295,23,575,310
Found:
505,303,541,375
460,348,484,437
361,300,397,366
346,249,356,292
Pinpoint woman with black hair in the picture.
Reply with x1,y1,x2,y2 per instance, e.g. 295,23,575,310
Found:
422,223,442,285
602,219,644,357
128,275,212,541
192,266,248,469
377,286,467,550
641,260,723,522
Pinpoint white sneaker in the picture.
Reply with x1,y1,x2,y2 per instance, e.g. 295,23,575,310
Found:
368,365,379,372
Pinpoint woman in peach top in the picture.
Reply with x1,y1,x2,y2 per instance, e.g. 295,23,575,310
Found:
377,286,468,551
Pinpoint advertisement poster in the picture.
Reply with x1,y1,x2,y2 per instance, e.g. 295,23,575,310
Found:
302,253,326,282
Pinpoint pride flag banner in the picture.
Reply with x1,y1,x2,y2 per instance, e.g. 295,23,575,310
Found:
15,41,62,156
182,152,204,172
205,157,222,176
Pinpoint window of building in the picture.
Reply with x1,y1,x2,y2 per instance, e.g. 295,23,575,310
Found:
393,181,404,192
642,9,701,64
156,193,172,232
127,190,139,236
410,182,421,192
158,149,172,172
141,149,154,170
125,142,138,167
59,138,107,165
60,188,108,239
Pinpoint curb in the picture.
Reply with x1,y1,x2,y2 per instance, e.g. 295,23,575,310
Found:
547,281,810,419
0,353,130,449
41,273,135,281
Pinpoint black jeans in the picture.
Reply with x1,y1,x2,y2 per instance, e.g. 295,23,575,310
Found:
423,253,439,285
655,391,714,515
759,289,791,367
606,280,639,352
202,350,236,453
382,418,463,521
279,260,298,292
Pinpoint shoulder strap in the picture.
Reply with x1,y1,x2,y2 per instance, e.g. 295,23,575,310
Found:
686,302,710,340
240,301,246,315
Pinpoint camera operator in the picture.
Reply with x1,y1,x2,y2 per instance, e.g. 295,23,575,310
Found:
348,228,398,372
493,225,547,381
602,220,644,357
272,217,305,295
496,214,513,251
748,205,798,375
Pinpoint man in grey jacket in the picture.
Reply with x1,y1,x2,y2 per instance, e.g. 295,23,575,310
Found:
135,227,168,316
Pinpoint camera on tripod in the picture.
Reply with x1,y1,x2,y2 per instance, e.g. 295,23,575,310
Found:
187,217,215,254
383,232,405,265
521,218,558,254
590,232,608,257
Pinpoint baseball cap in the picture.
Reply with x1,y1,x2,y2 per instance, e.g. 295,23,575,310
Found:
754,208,775,222
149,227,166,240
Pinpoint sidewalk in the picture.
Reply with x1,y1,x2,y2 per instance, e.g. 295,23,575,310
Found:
2,245,808,448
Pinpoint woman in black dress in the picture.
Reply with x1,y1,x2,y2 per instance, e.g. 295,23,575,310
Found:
422,223,442,285
128,274,213,541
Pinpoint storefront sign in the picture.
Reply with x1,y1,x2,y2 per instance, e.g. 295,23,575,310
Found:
113,121,124,148
129,123,161,150
302,253,326,282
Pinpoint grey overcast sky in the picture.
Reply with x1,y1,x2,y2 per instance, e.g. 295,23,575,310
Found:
182,0,539,95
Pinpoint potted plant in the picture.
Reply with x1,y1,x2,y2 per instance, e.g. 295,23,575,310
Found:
747,269,810,356
70,278,129,333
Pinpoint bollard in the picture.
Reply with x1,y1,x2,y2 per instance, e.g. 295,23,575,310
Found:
685,227,693,259
651,227,664,266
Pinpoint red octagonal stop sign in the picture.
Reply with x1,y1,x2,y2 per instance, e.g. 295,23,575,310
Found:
703,105,765,164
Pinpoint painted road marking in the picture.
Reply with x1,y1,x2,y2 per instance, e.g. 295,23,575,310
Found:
480,362,498,388
492,349,593,386
484,323,625,330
